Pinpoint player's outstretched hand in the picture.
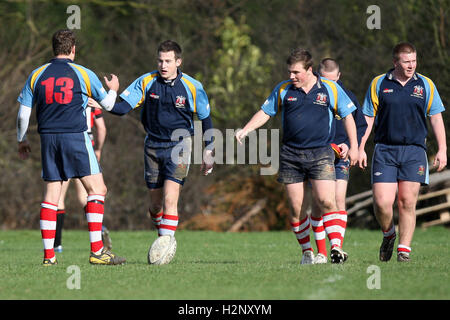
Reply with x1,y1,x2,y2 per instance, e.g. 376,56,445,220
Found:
18,141,31,160
358,148,367,169
338,143,349,160
201,149,214,176
347,147,359,167
88,97,102,109
235,129,248,145
104,74,119,92
433,150,447,172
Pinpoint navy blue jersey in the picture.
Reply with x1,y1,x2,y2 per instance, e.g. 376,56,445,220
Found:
119,70,210,145
363,69,445,149
18,58,108,134
332,80,367,147
262,75,356,149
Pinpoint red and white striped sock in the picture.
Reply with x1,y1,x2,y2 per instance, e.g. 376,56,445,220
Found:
323,211,347,249
85,194,105,254
291,217,312,253
40,202,57,261
397,244,411,255
150,210,163,230
158,214,179,237
382,224,396,240
310,216,327,256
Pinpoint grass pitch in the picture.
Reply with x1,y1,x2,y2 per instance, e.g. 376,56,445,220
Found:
0,227,449,300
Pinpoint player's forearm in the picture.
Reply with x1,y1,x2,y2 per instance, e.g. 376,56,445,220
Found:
109,100,133,115
355,111,368,146
342,114,358,150
99,90,117,111
17,104,31,142
358,116,374,151
201,115,214,147
241,110,271,134
95,129,106,152
430,113,447,153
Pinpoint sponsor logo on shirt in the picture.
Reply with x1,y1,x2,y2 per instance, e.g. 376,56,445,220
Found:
287,96,297,102
411,85,424,99
313,92,328,106
150,93,160,99
383,88,393,93
175,95,186,108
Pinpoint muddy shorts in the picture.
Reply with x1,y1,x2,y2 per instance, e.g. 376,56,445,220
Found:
144,137,192,189
277,144,335,184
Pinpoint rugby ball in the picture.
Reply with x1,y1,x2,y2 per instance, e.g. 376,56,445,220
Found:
148,235,177,265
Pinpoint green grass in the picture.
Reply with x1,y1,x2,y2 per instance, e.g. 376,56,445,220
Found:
0,227,449,300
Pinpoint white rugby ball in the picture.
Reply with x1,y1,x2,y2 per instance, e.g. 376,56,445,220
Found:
148,235,177,265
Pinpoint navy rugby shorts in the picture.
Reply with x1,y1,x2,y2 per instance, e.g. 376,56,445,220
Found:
40,132,101,181
371,144,429,185
335,158,350,181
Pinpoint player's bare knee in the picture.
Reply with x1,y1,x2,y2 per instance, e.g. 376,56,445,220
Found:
88,184,107,197
397,197,417,212
335,198,346,211
374,201,393,215
316,198,336,213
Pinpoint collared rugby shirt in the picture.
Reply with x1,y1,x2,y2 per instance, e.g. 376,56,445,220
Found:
363,69,445,149
119,70,210,144
261,75,356,149
18,58,108,133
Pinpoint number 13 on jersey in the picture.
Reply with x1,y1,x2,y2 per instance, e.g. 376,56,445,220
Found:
41,77,74,104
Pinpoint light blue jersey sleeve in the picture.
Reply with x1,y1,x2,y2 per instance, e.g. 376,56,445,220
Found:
261,81,291,117
180,74,211,120
120,72,158,109
17,74,34,108
417,74,445,116
362,74,385,117
17,64,50,108
362,85,375,117
85,68,108,102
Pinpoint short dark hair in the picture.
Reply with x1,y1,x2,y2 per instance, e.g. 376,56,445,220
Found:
158,40,182,60
286,48,313,70
319,58,340,74
393,42,416,61
52,29,76,56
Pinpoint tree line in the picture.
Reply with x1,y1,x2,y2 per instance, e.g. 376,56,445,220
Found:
0,0,448,230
